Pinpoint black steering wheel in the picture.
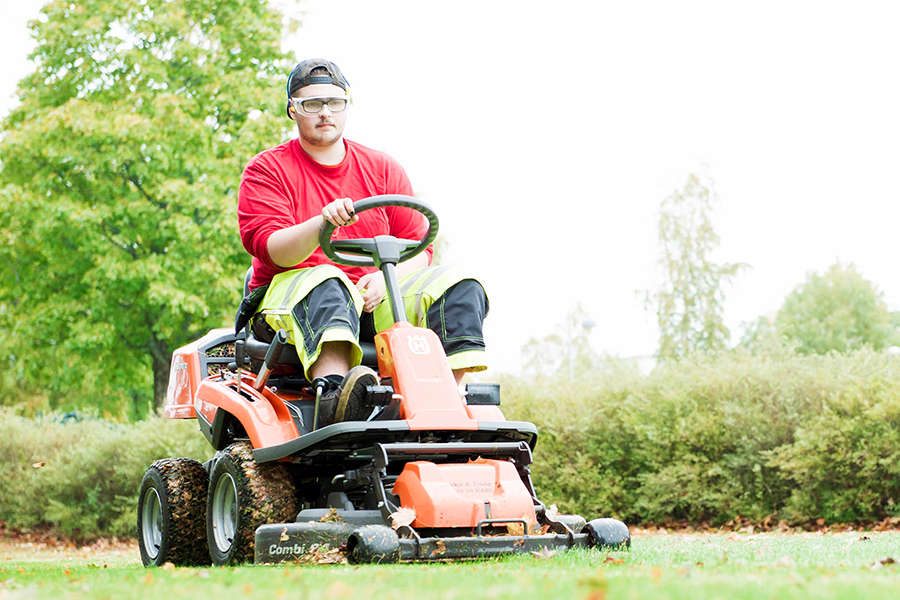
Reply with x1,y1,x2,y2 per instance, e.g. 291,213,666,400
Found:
318,195,439,267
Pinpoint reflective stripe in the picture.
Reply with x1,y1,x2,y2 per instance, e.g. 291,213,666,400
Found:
400,267,433,296
279,268,315,309
405,265,451,296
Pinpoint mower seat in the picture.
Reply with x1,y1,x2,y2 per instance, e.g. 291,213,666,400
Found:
241,267,378,371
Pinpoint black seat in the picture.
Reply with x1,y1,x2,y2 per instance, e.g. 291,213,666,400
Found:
241,267,378,370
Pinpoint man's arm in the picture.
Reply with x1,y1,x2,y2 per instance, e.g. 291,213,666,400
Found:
266,198,358,268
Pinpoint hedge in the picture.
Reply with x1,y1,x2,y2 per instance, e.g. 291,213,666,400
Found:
1,347,899,538
503,347,900,526
0,411,212,538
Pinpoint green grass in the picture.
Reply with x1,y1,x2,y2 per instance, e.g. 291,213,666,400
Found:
3,532,900,600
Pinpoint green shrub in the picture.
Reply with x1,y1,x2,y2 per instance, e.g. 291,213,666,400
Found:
0,409,213,538
502,348,900,526
3,348,899,538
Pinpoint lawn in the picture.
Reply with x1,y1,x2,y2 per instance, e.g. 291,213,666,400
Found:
2,530,900,600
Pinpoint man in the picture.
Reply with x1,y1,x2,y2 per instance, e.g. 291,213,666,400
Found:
237,58,489,426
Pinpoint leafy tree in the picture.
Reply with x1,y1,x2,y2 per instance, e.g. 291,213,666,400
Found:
776,263,894,355
0,0,293,417
521,303,599,380
645,171,746,359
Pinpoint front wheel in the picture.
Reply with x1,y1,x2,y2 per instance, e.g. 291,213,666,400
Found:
582,518,631,550
206,442,297,565
137,458,210,567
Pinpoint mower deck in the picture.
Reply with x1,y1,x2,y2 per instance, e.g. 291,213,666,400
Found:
256,519,595,564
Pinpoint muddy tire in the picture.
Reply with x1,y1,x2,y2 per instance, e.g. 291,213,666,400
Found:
206,441,297,565
138,458,210,567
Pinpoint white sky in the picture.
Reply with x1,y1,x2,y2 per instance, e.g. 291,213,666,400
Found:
3,1,899,373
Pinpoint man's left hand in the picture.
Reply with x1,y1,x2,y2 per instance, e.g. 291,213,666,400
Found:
357,272,386,313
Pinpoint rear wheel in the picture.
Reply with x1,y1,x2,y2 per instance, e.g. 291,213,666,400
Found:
206,441,297,565
137,458,210,567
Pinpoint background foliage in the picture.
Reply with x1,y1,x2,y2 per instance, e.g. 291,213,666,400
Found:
504,347,900,526
775,262,896,355
3,347,900,539
0,0,292,418
645,170,746,359
0,408,212,538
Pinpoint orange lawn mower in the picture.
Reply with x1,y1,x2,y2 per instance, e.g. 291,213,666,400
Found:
137,195,630,566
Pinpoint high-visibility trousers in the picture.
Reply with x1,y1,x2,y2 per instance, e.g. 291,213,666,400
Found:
253,264,489,380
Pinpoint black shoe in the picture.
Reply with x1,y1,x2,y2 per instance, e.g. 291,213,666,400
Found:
315,366,379,427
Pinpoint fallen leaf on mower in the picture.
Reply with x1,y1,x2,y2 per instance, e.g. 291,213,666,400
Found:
280,527,289,542
507,521,525,536
318,508,344,523
546,504,559,521
389,507,416,529
531,546,557,560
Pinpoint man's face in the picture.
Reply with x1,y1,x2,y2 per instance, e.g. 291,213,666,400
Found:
291,83,348,148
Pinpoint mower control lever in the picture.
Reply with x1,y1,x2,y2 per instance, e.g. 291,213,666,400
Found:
253,329,288,391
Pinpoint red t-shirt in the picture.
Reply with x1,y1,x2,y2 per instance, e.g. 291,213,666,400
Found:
238,138,432,290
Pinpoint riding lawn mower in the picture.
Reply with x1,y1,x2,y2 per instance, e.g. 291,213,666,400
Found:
137,195,630,566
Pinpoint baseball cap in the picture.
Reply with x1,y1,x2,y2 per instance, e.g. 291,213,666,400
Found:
286,58,350,118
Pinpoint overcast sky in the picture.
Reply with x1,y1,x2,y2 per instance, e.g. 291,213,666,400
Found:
3,1,899,374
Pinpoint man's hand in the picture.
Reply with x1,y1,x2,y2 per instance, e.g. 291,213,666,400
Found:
322,197,358,228
357,271,386,313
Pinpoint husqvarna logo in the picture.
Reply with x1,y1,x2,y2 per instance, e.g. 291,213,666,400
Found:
408,335,430,355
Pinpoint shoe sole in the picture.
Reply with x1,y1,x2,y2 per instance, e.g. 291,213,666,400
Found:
336,367,379,422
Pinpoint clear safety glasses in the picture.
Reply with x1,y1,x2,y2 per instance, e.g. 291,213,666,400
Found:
289,96,349,115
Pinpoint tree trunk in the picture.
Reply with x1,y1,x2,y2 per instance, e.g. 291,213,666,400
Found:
151,344,172,414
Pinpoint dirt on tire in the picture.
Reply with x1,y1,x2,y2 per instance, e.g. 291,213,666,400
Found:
212,441,297,564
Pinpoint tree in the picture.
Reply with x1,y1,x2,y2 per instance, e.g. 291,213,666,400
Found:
0,0,293,417
776,263,894,355
521,303,599,380
645,171,746,359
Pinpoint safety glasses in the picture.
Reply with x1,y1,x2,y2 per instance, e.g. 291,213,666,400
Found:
289,96,349,115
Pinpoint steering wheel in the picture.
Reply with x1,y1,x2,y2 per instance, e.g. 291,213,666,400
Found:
318,195,439,267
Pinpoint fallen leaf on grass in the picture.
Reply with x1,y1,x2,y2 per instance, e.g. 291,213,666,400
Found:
530,547,557,560
32,462,46,469
161,562,175,571
243,584,253,594
859,536,870,542
603,556,624,565
870,557,895,570
326,581,353,599
389,507,416,529
774,556,796,567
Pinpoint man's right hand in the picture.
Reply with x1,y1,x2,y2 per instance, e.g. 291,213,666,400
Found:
321,198,358,228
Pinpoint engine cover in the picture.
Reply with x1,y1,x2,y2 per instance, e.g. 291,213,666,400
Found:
392,459,537,530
